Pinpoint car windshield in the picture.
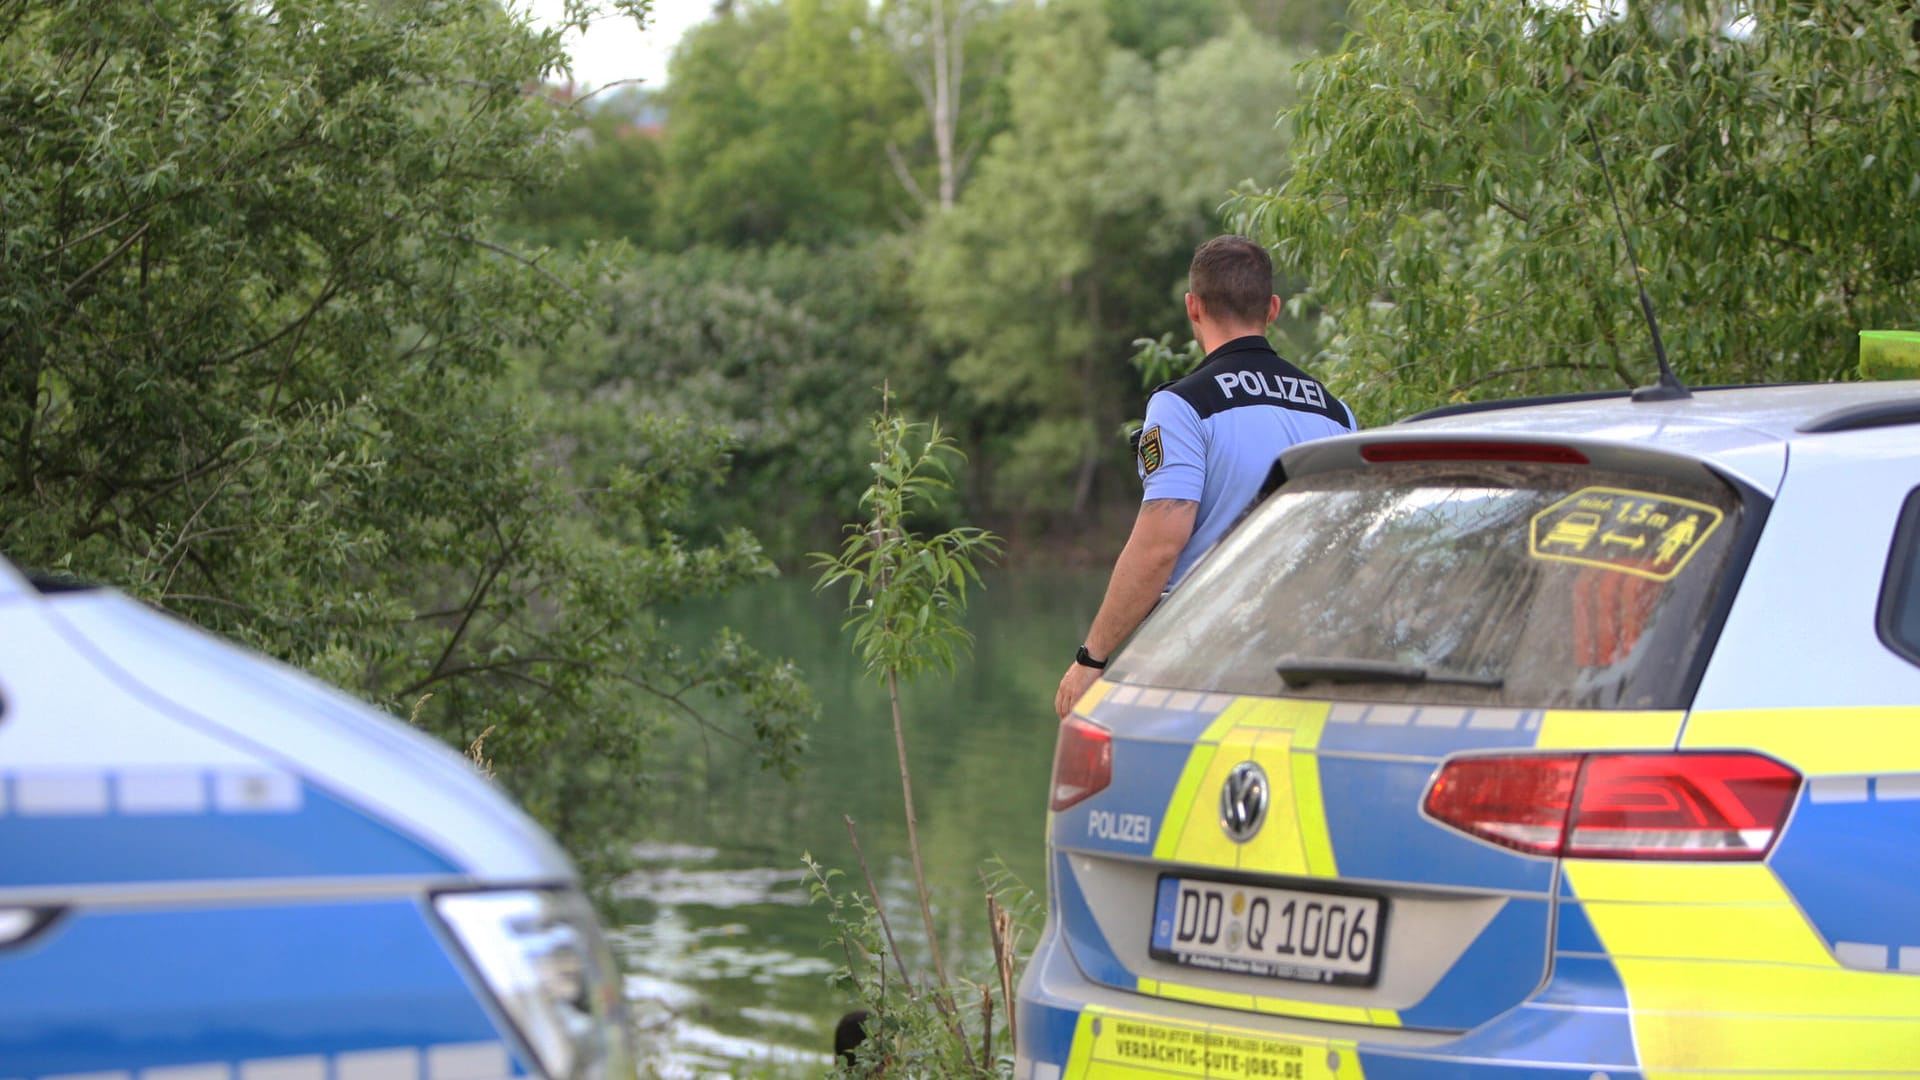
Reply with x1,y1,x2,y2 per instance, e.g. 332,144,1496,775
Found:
1110,460,1750,710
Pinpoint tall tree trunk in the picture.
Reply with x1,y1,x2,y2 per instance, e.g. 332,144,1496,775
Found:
886,0,971,212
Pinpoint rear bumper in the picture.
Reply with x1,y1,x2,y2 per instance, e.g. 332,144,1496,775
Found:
1020,914,1920,1078
1016,924,1645,1080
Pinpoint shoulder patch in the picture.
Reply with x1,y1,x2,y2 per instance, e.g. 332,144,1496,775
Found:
1138,425,1164,475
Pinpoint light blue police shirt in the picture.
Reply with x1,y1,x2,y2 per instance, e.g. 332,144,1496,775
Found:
1137,336,1356,586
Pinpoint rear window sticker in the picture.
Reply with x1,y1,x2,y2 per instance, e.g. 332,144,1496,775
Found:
1530,486,1725,581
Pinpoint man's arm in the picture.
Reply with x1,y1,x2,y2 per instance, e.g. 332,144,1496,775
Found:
1054,498,1198,720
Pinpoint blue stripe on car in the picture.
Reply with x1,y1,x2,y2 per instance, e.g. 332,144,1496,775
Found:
1319,755,1555,894
1052,735,1194,856
0,781,458,886
1052,849,1136,989
0,899,519,1073
1770,785,1920,967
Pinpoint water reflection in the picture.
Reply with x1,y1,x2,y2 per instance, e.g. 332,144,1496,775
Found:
616,570,1101,1077
611,844,834,1076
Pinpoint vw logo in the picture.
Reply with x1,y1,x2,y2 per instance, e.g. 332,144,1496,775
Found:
1219,761,1269,843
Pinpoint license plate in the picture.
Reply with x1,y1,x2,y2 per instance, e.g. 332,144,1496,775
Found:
1150,875,1385,986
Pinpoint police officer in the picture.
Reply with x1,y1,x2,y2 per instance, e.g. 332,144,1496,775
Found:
1054,236,1355,720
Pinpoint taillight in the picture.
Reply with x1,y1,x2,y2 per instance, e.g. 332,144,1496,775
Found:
1566,753,1799,858
1050,716,1113,811
1424,752,1800,860
1425,755,1580,855
1360,441,1590,464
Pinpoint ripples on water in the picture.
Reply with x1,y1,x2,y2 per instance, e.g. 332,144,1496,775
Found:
617,571,1092,1075
614,843,836,1078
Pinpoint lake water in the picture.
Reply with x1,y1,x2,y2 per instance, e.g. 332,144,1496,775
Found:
610,569,1105,1077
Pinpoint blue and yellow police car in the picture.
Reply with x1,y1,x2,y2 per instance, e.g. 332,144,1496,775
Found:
0,562,630,1077
1022,381,1920,1079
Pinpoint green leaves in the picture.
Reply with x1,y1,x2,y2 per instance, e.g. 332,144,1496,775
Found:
814,407,1002,682
912,5,1303,517
660,0,912,246
0,0,817,882
1234,0,1920,422
809,400,1008,1076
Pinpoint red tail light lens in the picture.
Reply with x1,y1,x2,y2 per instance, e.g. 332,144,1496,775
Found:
1050,716,1113,811
1424,755,1580,856
1424,752,1800,860
1565,753,1800,858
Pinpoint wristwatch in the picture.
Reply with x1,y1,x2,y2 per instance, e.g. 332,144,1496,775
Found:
1074,644,1108,670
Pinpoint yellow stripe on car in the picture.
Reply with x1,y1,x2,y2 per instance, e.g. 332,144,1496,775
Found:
1533,709,1685,750
1566,859,1920,1076
1684,706,1920,774
1158,724,1268,871
1142,696,1398,1025
1154,698,1339,876
1152,742,1220,862
1062,1005,1369,1080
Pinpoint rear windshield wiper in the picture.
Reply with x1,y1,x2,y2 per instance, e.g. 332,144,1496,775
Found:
1275,655,1504,690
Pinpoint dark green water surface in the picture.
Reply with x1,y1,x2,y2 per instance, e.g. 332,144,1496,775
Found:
609,569,1104,1077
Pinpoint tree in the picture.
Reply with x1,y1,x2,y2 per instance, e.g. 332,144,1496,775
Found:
812,397,1003,1076
1233,0,1920,423
879,0,1009,212
913,4,1301,518
661,0,911,245
1104,21,1305,248
538,239,957,562
1102,0,1225,58
912,0,1137,518
504,87,667,250
0,0,812,877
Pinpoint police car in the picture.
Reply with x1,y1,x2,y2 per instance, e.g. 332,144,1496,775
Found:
0,559,631,1077
1022,381,1920,1078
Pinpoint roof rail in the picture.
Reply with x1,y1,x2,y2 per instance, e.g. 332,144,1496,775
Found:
1400,383,1810,425
1798,397,1920,434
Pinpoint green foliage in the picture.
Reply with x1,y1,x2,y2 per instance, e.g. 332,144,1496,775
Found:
661,0,910,246
1131,331,1210,388
810,400,1004,1074
1234,0,1920,424
493,0,1346,536
537,239,953,561
0,0,813,879
1103,0,1226,59
913,5,1301,517
504,92,665,249
1103,22,1306,249
807,853,1038,1077
1238,0,1349,52
814,405,1001,681
1860,330,1920,380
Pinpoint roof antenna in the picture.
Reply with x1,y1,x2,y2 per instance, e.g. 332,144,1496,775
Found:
1584,116,1690,402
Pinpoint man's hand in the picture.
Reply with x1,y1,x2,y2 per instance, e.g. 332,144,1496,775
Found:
1053,499,1198,720
1055,660,1101,720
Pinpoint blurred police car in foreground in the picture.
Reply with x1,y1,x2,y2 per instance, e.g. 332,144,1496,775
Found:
0,558,631,1077
1022,380,1920,1078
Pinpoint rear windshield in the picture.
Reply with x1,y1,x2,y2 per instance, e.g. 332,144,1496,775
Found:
1110,461,1750,710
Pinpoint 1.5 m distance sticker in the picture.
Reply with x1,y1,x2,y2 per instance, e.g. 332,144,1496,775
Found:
1530,487,1724,581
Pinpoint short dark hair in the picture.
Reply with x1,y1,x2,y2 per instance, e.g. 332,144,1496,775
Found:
1189,235,1274,326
